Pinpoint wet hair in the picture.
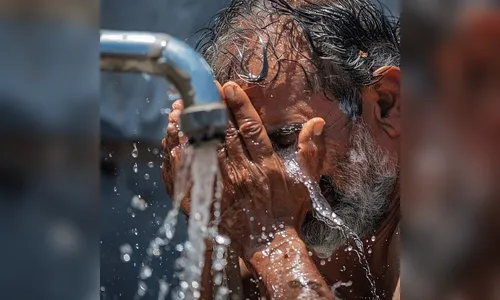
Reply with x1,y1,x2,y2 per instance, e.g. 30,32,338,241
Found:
195,0,400,119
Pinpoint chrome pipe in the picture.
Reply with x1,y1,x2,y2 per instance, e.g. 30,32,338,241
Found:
100,30,227,144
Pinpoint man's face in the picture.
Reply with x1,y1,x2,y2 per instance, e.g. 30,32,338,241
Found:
221,26,398,256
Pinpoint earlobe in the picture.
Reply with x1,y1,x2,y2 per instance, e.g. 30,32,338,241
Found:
373,66,401,138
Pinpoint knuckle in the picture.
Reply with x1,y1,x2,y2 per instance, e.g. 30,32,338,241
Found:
225,126,239,141
172,99,184,110
239,119,263,139
169,110,181,123
167,123,178,135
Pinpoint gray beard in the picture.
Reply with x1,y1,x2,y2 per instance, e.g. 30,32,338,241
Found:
300,121,398,257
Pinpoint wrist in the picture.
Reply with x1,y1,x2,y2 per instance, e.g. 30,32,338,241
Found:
246,226,304,267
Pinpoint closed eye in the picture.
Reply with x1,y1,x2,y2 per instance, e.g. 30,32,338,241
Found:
271,132,298,149
269,123,303,150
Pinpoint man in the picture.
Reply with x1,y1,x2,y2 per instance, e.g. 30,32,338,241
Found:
162,0,400,299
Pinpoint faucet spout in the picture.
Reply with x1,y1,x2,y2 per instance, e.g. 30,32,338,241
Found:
100,30,227,144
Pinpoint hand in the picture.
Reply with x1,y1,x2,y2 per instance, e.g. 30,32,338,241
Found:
161,98,192,214
217,82,326,259
161,82,226,216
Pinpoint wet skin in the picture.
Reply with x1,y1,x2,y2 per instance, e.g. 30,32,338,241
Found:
162,31,401,299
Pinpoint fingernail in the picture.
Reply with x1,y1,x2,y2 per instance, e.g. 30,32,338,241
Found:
313,120,325,136
224,85,235,100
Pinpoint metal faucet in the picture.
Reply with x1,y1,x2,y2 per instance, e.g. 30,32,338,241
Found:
100,30,227,144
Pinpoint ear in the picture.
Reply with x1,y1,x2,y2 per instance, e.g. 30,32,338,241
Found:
371,66,401,138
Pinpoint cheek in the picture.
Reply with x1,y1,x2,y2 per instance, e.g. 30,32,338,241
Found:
320,137,349,181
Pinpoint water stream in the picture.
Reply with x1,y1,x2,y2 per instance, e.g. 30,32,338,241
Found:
175,142,219,300
279,147,379,299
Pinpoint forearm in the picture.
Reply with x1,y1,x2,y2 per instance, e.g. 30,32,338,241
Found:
247,227,334,300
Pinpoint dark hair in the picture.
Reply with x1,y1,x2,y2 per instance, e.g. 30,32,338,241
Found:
195,0,400,119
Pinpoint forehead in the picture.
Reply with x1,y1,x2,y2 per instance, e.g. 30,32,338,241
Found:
239,79,312,133
227,19,318,131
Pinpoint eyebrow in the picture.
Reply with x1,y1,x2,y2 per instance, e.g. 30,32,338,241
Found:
267,123,304,138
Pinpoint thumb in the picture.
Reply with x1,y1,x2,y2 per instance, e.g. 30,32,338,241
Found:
297,117,326,181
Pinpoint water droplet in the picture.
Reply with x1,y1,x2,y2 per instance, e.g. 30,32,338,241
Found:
140,266,153,279
250,217,254,222
308,251,313,256
218,286,229,295
144,173,150,180
347,246,353,252
133,163,138,173
214,273,223,285
119,244,133,262
215,235,229,245
132,143,139,158
153,148,159,155
262,226,266,231
320,260,326,266
148,161,154,168
340,265,346,272
131,195,148,211
176,244,184,252
122,254,131,262
180,281,189,289
137,281,147,297
371,235,376,242
113,186,117,193
368,248,372,254
158,279,169,299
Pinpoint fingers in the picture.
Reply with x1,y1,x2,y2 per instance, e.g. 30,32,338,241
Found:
215,81,226,104
163,99,187,197
223,82,273,162
162,145,183,197
297,117,326,181
215,81,249,161
165,99,185,152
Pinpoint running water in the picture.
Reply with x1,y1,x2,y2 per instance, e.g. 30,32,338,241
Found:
175,142,219,300
278,147,379,299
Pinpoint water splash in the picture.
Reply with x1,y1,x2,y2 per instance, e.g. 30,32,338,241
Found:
132,146,193,300
176,142,219,299
278,147,379,299
208,172,231,300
